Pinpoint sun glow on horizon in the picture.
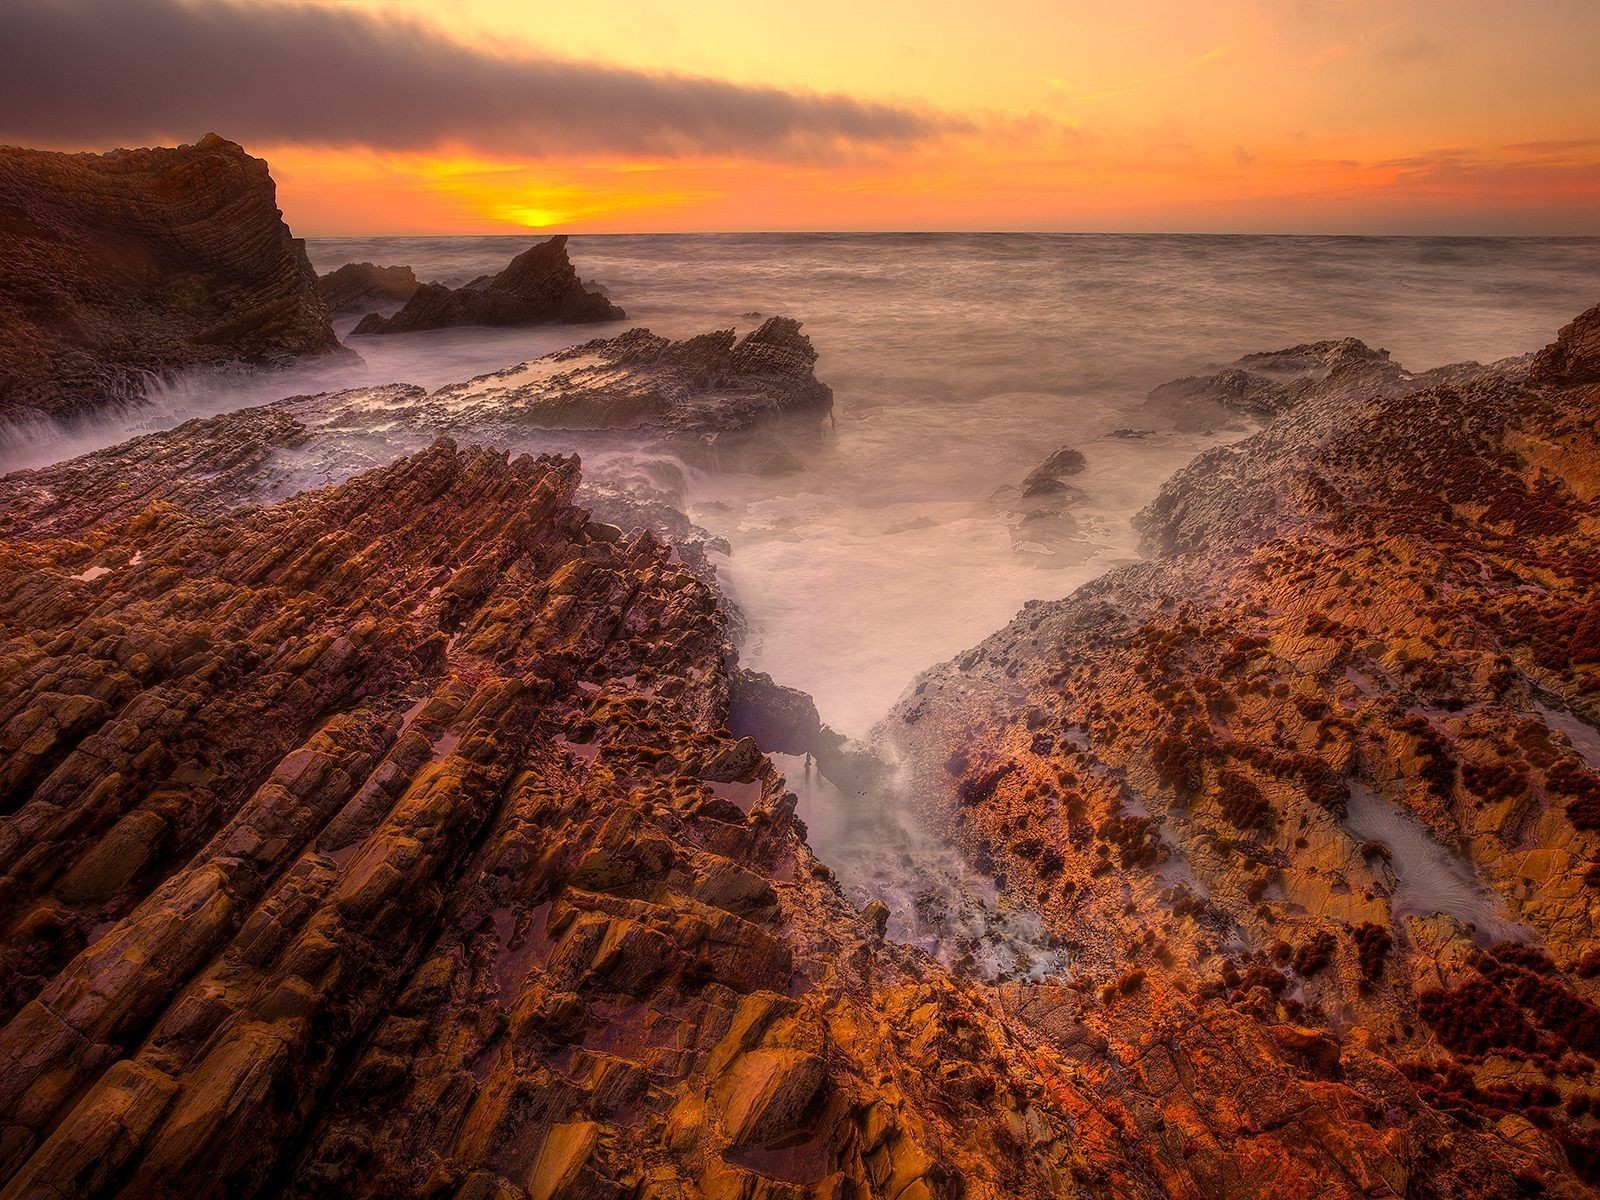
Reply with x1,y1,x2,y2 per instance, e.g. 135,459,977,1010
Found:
187,0,1600,235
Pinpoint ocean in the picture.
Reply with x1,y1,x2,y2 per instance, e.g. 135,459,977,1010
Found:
9,233,1599,739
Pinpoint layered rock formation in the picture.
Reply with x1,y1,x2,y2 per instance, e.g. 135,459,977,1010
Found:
0,418,1088,1200
352,237,622,335
890,302,1600,1195
6,297,1600,1199
0,134,338,425
316,262,420,314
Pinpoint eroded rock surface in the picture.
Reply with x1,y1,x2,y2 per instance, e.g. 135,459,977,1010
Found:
1141,334,1495,431
352,236,622,335
8,299,1600,1198
0,134,339,425
0,430,1092,1200
891,301,1600,1196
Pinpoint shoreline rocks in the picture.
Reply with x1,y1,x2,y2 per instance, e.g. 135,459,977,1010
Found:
889,300,1600,1196
316,261,420,314
0,134,340,426
351,236,622,335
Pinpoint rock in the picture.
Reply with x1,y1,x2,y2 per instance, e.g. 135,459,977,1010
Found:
886,302,1600,1198
0,384,1079,1200
1022,446,1086,494
315,262,420,313
352,236,622,334
999,447,1090,561
8,298,1600,1197
1530,300,1600,385
1143,337,1401,430
0,134,339,425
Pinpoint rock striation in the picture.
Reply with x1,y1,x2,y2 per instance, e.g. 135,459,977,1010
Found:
8,301,1600,1198
0,418,1086,1199
890,301,1600,1196
0,134,339,425
316,262,420,314
352,237,622,335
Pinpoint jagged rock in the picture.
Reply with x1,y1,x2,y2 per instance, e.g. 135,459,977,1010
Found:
316,262,420,314
1022,446,1086,497
889,303,1600,1197
0,376,1078,1200
1532,300,1600,385
352,236,621,335
8,299,1600,1198
0,134,339,425
1143,337,1404,430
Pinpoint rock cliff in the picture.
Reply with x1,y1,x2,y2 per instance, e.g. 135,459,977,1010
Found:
0,134,339,425
352,237,623,335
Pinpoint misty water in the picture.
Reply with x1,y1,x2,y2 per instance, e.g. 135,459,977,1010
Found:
6,233,1597,975
11,233,1599,740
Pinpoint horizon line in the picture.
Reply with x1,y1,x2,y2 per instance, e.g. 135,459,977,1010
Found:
301,228,1600,240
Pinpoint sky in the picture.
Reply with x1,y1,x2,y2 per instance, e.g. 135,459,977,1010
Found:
1,0,1597,234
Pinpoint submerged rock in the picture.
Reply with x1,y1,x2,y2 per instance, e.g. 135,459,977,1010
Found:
1021,445,1086,497
351,235,622,334
316,261,420,313
0,134,340,425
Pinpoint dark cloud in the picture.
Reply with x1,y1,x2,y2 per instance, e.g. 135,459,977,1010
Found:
0,0,963,159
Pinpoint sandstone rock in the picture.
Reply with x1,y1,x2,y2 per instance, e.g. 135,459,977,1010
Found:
0,134,339,424
352,236,622,335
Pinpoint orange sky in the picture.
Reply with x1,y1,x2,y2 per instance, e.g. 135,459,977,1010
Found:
10,0,1600,234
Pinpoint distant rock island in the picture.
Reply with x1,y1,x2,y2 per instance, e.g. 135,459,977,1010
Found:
0,134,339,425
350,235,623,335
315,261,419,314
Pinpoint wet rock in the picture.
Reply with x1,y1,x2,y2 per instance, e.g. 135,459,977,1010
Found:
1143,337,1403,430
352,236,622,334
1021,446,1086,497
0,412,1083,1199
888,303,1600,1198
0,134,339,425
316,262,420,314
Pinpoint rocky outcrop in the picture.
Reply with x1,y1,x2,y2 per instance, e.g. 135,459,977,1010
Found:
429,317,832,445
9,299,1600,1197
352,236,622,335
1140,335,1497,431
0,134,339,425
1533,303,1600,386
316,262,419,314
0,412,1096,1199
890,302,1600,1196
0,317,834,522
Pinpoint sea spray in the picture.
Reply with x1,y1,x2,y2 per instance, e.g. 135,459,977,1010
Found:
771,750,1070,982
